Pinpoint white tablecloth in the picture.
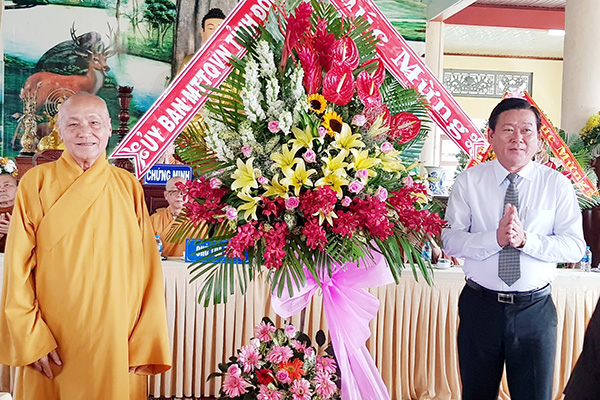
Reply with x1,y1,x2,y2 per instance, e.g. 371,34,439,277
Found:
2,259,600,399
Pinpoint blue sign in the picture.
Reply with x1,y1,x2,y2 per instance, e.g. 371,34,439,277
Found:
185,239,247,264
144,164,193,185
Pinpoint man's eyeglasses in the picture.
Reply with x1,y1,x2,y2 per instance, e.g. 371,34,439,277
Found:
165,189,185,196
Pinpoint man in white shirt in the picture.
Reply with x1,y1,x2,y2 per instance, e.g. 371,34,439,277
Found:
442,98,585,400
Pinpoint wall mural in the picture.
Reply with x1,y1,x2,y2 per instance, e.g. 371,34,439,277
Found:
1,0,425,159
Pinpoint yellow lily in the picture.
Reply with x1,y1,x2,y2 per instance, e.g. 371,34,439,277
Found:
230,157,258,194
367,114,390,138
289,125,316,151
237,192,261,220
271,144,299,175
349,148,381,178
263,174,289,198
315,172,349,198
332,123,365,152
378,149,406,172
281,159,316,196
321,151,349,177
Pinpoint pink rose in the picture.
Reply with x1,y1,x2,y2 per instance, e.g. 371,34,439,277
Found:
318,126,328,138
375,187,388,202
268,121,280,133
303,149,317,163
352,114,367,127
258,176,269,185
225,207,238,220
228,364,242,377
356,169,369,180
242,146,253,157
210,177,222,189
341,196,352,207
380,142,394,153
284,324,297,338
285,197,300,210
348,180,364,194
275,370,291,384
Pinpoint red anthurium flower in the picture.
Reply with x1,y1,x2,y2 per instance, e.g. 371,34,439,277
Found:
356,70,382,105
361,59,385,85
363,101,391,126
297,45,322,94
330,37,359,70
389,112,422,144
356,59,386,105
313,18,336,71
280,2,313,70
322,66,355,105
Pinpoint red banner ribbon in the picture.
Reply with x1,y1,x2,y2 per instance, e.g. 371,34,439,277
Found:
330,0,490,164
523,93,598,197
110,0,276,177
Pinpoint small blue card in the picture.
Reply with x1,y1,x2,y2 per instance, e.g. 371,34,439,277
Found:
144,164,193,185
185,239,247,264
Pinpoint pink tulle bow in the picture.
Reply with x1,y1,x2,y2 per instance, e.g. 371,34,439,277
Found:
271,251,394,400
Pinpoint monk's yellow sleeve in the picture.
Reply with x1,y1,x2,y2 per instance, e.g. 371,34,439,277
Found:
0,175,57,366
127,183,171,375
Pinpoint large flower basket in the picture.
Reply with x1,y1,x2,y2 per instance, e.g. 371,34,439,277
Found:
170,0,446,398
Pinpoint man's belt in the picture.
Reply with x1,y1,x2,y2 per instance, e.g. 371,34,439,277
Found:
466,279,551,304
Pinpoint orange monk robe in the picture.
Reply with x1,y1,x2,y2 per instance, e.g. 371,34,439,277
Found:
0,152,171,400
150,207,186,257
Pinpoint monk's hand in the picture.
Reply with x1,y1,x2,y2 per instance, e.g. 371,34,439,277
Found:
0,213,10,235
129,365,152,375
497,204,524,248
30,349,62,379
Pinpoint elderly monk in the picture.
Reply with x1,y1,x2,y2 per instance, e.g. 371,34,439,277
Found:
150,176,187,257
0,172,17,253
0,92,171,400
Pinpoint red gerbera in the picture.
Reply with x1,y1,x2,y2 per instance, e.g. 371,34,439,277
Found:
256,368,274,385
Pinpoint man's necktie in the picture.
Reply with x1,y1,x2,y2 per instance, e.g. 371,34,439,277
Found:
498,173,521,286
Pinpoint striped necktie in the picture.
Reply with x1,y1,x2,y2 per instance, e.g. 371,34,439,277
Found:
498,173,521,286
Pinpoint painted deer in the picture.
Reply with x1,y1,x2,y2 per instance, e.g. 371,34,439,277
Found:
22,26,116,111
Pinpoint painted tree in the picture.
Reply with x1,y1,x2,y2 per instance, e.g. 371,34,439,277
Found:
143,0,177,48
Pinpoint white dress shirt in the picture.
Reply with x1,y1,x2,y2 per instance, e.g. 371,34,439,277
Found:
442,160,585,292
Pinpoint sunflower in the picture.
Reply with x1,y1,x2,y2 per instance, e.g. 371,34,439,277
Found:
307,93,327,114
322,111,343,137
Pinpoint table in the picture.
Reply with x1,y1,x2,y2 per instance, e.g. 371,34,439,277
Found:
2,259,600,399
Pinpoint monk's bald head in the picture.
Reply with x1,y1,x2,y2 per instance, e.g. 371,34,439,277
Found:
57,92,112,171
164,177,187,215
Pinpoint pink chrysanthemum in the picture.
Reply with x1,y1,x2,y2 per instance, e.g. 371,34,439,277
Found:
266,345,294,364
254,321,276,342
316,355,337,375
222,372,247,398
290,378,312,400
238,344,261,373
258,385,284,400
